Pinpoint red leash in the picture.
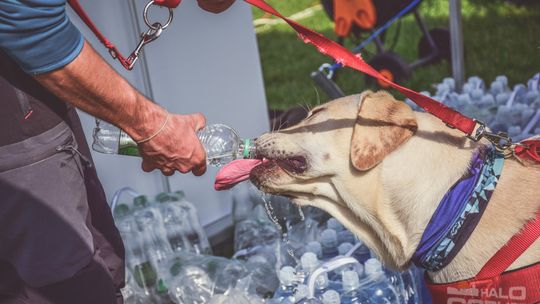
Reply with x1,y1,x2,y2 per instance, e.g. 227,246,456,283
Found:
70,0,540,161
67,0,180,70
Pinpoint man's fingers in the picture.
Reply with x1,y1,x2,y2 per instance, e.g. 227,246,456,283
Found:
161,168,175,176
192,163,207,176
191,113,206,131
141,160,155,172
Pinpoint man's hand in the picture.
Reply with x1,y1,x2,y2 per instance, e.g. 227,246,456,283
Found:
35,42,207,176
139,113,207,176
197,0,236,13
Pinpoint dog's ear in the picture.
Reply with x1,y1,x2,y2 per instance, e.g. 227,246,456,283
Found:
350,91,418,171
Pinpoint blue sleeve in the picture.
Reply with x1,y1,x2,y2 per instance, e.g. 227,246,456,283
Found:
0,0,84,75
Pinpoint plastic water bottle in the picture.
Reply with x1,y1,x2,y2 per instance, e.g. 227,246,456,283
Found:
132,195,173,267
364,259,399,303
154,279,175,304
306,241,323,259
320,229,339,260
92,121,256,166
320,290,340,304
114,204,157,296
282,284,309,304
349,240,371,264
155,195,189,252
338,242,353,256
327,218,356,244
298,252,333,297
274,266,298,302
341,271,369,304
164,191,212,255
245,254,280,299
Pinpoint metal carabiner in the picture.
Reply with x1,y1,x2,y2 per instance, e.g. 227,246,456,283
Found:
127,23,164,69
144,0,174,30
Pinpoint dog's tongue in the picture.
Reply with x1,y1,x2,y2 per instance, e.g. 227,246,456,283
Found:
214,159,265,190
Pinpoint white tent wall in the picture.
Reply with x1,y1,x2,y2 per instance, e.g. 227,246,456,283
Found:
67,0,268,236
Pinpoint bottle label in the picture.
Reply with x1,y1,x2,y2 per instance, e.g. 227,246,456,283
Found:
118,132,140,156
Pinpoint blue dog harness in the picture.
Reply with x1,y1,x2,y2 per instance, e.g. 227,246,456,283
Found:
413,146,505,271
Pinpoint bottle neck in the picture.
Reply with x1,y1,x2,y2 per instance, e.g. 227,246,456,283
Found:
238,138,257,159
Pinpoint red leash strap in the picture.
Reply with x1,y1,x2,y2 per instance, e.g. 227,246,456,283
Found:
244,0,478,137
515,139,540,163
67,0,133,70
153,0,181,8
68,0,178,70
475,210,540,280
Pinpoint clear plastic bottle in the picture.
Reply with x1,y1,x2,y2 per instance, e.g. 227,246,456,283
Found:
320,290,340,304
297,252,332,297
92,121,256,166
273,266,298,302
162,191,212,255
155,194,190,252
114,204,157,298
364,258,399,304
305,241,323,259
340,271,369,304
320,229,339,260
132,195,173,268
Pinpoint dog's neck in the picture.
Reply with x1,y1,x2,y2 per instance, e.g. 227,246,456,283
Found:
350,113,540,283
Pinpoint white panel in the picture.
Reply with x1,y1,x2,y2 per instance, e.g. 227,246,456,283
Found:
67,0,268,228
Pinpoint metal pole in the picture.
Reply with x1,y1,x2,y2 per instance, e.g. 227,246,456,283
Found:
449,0,465,91
127,0,171,193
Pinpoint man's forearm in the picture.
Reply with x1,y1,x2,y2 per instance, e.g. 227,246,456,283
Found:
34,41,165,141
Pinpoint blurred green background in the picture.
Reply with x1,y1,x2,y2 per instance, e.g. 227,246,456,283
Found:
252,0,540,110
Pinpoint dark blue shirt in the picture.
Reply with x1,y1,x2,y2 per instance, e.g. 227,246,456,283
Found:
0,1,83,74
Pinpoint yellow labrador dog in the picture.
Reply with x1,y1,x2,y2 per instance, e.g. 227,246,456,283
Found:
250,91,540,284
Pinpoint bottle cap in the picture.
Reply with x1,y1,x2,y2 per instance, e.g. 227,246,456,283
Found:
155,278,168,295
342,270,360,291
338,242,353,255
133,195,148,208
113,203,130,217
496,75,508,87
321,290,340,304
278,266,296,285
326,218,344,231
306,241,322,257
173,190,185,201
321,229,337,246
155,192,170,203
301,252,319,272
364,258,383,276
315,273,329,289
295,284,308,301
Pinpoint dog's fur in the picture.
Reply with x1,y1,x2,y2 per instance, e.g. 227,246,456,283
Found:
251,91,540,283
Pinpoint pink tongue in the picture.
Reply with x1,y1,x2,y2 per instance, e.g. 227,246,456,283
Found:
214,159,265,190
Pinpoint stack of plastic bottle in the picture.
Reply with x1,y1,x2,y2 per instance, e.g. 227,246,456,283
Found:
231,183,425,304
115,191,274,304
405,73,540,142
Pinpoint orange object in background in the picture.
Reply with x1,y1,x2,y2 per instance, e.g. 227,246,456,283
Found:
334,0,377,37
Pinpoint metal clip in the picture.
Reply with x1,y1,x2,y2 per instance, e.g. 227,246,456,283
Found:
127,23,163,69
467,120,517,152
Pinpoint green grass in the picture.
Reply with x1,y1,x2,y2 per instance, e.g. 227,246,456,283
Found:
252,0,540,110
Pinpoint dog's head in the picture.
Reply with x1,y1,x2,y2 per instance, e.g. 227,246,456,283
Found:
250,91,418,267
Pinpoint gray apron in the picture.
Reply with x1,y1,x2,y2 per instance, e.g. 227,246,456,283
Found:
0,50,125,303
